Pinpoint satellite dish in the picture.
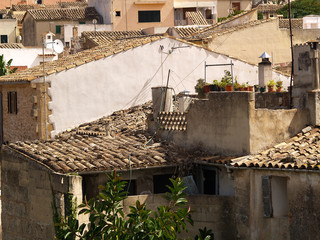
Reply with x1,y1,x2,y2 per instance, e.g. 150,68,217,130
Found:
53,39,64,54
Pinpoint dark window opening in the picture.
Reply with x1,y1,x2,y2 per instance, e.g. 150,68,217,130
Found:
115,11,121,17
205,9,213,19
138,11,160,23
1,35,8,44
79,21,85,24
37,0,42,4
123,180,137,196
65,42,70,47
56,25,61,34
231,2,240,11
0,14,3,19
7,91,17,114
203,169,217,194
153,174,173,193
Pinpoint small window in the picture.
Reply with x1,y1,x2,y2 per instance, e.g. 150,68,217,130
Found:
123,180,137,196
56,25,61,34
1,35,8,43
65,42,70,47
262,176,288,218
37,0,42,4
7,91,17,114
0,14,3,19
153,174,173,193
115,11,121,17
138,11,160,23
79,21,86,25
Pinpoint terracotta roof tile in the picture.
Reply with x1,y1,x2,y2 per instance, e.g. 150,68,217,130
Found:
82,30,146,46
12,2,87,11
170,26,202,38
0,43,24,49
257,4,282,13
185,11,208,25
231,126,320,170
26,7,101,21
0,35,163,83
7,102,232,173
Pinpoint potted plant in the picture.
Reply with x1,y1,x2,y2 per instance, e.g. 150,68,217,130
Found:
221,70,232,91
218,81,227,91
211,80,219,91
239,83,246,91
195,78,206,98
234,81,240,91
276,80,283,92
247,82,254,92
267,80,275,92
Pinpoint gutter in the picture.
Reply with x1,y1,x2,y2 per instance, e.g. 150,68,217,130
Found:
226,164,320,173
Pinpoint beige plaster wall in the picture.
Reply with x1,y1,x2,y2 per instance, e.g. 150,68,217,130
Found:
111,0,174,31
163,92,309,156
234,169,320,240
208,19,320,65
216,0,252,18
0,19,18,44
249,108,309,154
0,83,39,143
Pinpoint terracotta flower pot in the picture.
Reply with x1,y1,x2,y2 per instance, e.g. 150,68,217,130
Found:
226,85,233,91
276,87,282,92
268,86,274,92
204,85,210,93
248,86,254,92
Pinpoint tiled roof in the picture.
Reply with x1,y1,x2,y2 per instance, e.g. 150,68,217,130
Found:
185,11,208,25
0,43,24,49
0,9,8,14
12,2,87,11
187,18,275,40
257,4,282,13
7,102,232,174
0,35,162,83
82,30,146,46
170,26,202,38
11,11,26,21
26,7,101,21
231,126,320,170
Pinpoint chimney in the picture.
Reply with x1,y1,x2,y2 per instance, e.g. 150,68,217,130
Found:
309,41,320,90
258,52,272,87
151,86,173,120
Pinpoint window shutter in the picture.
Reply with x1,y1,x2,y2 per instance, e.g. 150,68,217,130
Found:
14,92,17,114
262,176,273,217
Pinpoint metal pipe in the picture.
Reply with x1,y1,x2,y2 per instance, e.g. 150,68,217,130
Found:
42,38,48,141
226,164,320,173
204,61,206,83
288,0,294,108
162,69,170,112
230,60,234,89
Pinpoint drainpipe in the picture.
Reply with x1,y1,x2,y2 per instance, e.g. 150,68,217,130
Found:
309,41,320,90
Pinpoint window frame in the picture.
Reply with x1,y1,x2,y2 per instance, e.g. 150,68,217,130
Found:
55,25,61,34
1,35,8,44
138,10,161,23
7,91,17,114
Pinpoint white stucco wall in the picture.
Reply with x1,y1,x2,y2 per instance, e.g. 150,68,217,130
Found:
0,48,58,68
88,0,112,24
63,24,113,43
32,38,289,136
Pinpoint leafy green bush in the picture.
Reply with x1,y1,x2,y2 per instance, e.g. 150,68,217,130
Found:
276,0,320,18
53,172,214,240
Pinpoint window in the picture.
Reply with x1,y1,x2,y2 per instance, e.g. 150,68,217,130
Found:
1,35,8,43
0,14,3,19
123,180,137,196
37,0,42,4
153,174,173,193
79,21,85,24
138,11,160,23
195,167,218,195
56,25,61,34
7,91,17,114
262,176,288,218
115,11,121,17
231,2,240,11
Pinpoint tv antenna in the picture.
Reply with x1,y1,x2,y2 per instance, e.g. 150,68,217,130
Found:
42,34,65,140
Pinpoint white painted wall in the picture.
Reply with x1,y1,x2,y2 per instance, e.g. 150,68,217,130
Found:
0,47,58,68
63,24,113,43
32,38,289,136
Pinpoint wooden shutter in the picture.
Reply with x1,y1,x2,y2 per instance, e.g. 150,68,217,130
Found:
262,176,273,217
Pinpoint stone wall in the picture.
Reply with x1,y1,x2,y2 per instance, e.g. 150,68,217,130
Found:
0,84,38,143
1,147,81,240
233,168,320,240
255,92,290,109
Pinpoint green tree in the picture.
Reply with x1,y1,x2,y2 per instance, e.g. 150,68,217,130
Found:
53,172,213,240
276,0,320,18
0,54,17,76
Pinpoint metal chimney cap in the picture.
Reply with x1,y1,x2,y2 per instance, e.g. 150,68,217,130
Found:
259,52,271,58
